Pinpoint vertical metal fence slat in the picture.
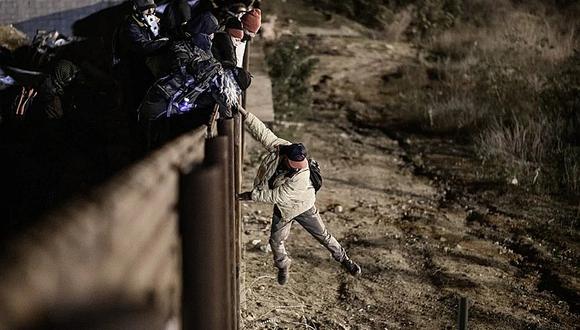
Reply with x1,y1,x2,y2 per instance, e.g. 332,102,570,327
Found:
179,164,229,330
241,39,250,165
218,119,238,329
204,136,234,329
233,113,243,326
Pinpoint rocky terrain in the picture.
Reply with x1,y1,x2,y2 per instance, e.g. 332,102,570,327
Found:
239,2,579,329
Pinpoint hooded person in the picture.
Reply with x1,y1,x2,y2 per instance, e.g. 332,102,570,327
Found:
212,17,244,68
113,0,169,118
137,22,252,150
237,108,362,285
160,0,192,39
184,10,219,52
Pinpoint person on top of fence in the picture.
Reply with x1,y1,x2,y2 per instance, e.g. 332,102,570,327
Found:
160,0,192,40
113,0,169,117
241,8,261,40
185,10,220,53
237,108,362,285
212,17,244,68
137,11,251,149
210,8,261,68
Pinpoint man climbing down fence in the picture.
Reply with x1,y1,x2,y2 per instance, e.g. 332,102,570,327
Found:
238,107,361,285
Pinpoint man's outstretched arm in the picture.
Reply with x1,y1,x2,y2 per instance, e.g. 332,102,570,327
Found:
239,107,290,152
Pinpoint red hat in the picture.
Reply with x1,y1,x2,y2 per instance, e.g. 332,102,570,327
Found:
226,18,244,39
241,8,262,34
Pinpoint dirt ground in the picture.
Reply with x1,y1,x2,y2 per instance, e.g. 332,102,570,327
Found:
240,3,579,329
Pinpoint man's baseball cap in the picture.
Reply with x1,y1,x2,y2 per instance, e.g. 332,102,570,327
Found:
280,143,308,169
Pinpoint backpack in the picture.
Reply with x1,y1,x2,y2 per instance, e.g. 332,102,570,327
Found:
308,158,322,192
138,50,223,120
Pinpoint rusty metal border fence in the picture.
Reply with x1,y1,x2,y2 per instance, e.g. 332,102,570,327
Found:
0,117,244,329
0,64,250,330
0,27,251,330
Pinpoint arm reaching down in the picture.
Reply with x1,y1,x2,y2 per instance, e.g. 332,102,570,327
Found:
242,109,291,151
126,22,169,56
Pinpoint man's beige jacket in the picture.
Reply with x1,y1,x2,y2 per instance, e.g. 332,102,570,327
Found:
245,113,316,220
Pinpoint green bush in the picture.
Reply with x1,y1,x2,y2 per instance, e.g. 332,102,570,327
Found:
265,35,319,118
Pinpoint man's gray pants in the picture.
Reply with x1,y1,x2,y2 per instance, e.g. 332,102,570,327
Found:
269,206,346,269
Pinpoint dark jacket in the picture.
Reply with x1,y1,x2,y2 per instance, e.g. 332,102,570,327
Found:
113,14,169,112
184,11,219,52
212,32,237,68
160,0,192,39
113,14,168,76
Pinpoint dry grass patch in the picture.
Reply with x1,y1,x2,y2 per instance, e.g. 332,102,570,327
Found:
407,2,579,194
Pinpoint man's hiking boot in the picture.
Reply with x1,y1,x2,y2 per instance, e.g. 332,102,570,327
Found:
277,267,289,285
342,259,362,276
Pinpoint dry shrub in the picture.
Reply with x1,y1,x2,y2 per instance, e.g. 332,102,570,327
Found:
417,1,579,194
428,9,577,66
561,148,580,193
485,11,576,62
478,116,557,166
478,119,580,194
477,115,564,190
427,95,489,132
474,54,580,194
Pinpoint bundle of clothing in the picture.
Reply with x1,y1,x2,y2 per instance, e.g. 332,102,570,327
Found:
139,9,251,120
137,10,252,149
138,39,251,122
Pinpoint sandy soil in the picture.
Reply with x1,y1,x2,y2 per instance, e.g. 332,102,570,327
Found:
240,4,579,329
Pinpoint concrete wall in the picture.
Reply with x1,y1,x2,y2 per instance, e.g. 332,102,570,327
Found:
0,0,123,37
0,128,207,329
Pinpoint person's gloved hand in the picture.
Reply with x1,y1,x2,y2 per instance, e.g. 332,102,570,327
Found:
232,67,252,90
237,191,252,201
154,37,170,48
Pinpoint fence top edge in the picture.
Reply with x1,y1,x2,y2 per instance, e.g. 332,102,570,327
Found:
0,126,207,252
